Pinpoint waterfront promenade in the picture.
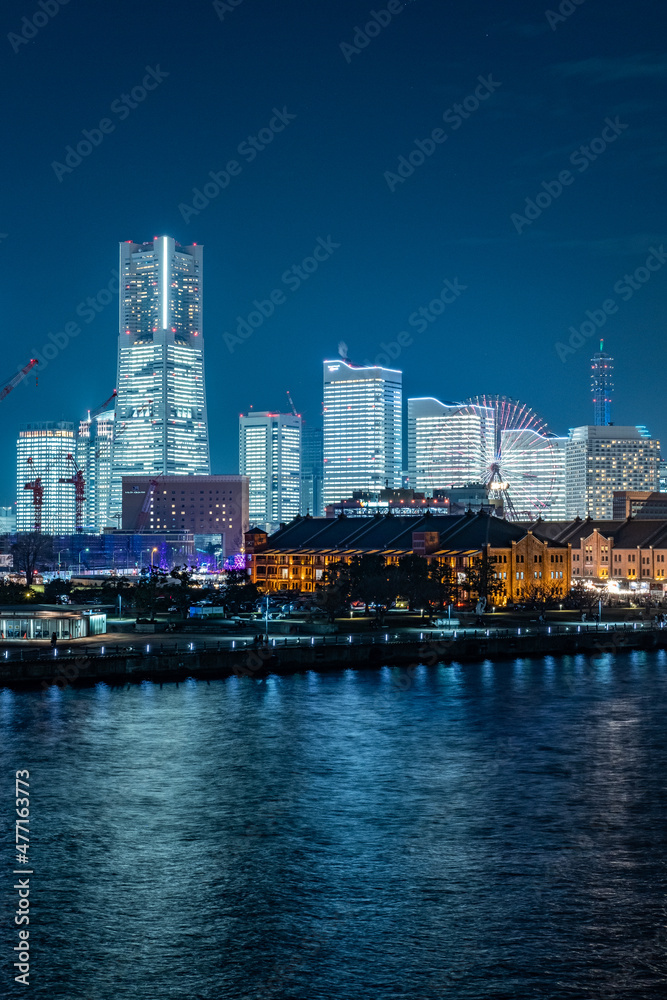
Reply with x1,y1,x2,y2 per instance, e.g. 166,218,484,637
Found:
1,621,666,690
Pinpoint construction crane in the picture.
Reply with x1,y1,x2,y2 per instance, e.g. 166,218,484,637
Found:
286,390,299,418
23,458,44,533
59,454,86,533
87,388,117,422
0,359,38,403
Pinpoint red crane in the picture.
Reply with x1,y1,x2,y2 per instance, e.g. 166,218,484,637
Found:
87,388,117,421
59,454,86,533
24,457,44,533
1,359,38,403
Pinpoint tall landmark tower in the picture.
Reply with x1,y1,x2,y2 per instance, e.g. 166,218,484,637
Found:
110,237,210,519
591,339,614,426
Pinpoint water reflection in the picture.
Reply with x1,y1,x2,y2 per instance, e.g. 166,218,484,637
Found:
0,651,666,998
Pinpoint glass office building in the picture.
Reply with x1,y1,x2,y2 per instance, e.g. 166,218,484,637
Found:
16,422,76,533
76,406,116,532
239,412,302,532
323,360,402,507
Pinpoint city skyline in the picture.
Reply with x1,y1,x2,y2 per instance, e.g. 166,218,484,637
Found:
3,6,667,996
7,321,663,529
1,0,665,505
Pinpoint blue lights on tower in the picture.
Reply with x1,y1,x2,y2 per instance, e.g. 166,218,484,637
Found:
591,339,614,426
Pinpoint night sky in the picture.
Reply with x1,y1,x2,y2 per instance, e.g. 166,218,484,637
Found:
2,0,665,502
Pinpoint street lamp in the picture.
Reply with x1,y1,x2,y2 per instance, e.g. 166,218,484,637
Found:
151,547,158,568
78,548,89,572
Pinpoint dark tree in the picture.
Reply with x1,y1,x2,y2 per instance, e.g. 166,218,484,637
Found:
347,555,400,622
11,533,53,587
220,569,260,615
567,581,600,614
169,566,201,619
0,579,34,605
43,577,72,603
428,560,459,611
396,554,438,613
314,561,351,623
464,555,505,606
520,579,565,610
100,576,133,609
134,568,168,620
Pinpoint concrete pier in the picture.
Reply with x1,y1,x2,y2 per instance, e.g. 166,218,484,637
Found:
1,624,666,690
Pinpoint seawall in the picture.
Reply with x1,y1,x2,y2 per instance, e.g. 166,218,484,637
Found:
1,625,666,690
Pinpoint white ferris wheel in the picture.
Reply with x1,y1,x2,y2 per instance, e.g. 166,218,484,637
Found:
463,394,559,521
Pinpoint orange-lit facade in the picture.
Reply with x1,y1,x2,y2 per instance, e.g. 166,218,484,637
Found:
246,512,571,603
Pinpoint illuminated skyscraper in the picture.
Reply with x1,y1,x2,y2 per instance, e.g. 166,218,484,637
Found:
566,425,660,518
407,397,494,491
110,237,210,519
323,360,402,506
239,412,301,531
301,424,323,517
591,339,614,426
76,405,115,532
16,422,76,533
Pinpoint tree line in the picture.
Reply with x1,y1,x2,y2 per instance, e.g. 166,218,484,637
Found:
313,553,509,622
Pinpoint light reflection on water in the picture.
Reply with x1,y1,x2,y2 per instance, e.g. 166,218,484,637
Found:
1,650,667,999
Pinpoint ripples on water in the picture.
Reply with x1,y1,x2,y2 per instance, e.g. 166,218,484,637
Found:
1,651,667,999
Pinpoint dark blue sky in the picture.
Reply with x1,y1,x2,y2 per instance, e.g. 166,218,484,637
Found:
1,0,665,500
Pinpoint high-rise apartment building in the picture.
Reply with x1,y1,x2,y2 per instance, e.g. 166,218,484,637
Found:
566,425,660,518
591,340,614,426
301,424,323,517
76,404,116,532
110,237,210,519
407,397,494,491
16,422,76,533
323,360,402,506
239,412,301,531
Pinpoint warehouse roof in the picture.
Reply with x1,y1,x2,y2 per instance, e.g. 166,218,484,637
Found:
255,511,568,555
